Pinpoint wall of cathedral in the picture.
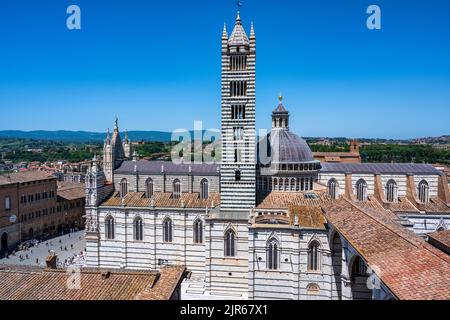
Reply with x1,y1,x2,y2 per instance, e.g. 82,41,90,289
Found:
88,207,208,276
205,219,249,294
399,214,450,236
113,173,219,195
248,227,333,300
318,173,440,198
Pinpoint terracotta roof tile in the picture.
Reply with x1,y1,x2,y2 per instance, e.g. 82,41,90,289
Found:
323,198,450,300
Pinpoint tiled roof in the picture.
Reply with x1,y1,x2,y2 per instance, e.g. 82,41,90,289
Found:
427,229,450,252
288,205,326,229
0,265,185,300
257,191,331,210
101,191,220,209
115,160,219,176
228,12,249,46
0,171,56,186
57,182,85,201
320,163,442,175
323,198,450,300
135,265,186,300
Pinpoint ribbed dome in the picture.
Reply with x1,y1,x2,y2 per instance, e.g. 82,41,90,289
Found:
268,129,315,164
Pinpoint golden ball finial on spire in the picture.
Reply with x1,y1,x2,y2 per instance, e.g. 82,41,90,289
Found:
278,94,283,102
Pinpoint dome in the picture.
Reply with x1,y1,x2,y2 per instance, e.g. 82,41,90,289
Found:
265,129,316,164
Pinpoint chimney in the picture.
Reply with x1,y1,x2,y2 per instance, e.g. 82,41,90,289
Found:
101,271,111,279
46,254,57,269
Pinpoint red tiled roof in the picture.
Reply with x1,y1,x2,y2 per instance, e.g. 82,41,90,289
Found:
323,198,450,300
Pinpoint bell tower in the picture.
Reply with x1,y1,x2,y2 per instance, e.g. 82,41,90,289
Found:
220,11,256,212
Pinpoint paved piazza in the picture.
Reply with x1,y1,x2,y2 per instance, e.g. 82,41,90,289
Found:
0,230,86,268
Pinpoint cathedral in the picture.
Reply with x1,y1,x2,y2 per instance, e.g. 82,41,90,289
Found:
84,11,450,300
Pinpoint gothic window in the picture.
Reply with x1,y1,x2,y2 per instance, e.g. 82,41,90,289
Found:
233,127,244,141
230,55,247,71
308,241,321,271
224,229,236,257
267,239,279,270
173,179,181,199
105,216,115,240
120,178,128,198
200,179,209,199
235,169,241,181
231,105,245,120
4,196,11,211
230,81,247,97
145,178,153,198
385,179,397,202
356,179,368,201
234,148,242,163
328,178,338,200
352,256,368,277
418,180,429,203
193,219,203,244
133,216,143,241
163,217,173,243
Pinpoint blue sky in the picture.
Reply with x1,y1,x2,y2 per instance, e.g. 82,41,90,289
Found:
0,0,449,139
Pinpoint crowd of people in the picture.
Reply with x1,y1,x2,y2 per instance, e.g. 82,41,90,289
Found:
0,230,86,268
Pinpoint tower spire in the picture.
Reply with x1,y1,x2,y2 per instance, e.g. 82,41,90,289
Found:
114,116,119,132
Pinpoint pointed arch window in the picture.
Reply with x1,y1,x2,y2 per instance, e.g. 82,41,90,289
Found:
163,217,173,243
200,179,209,200
105,216,115,240
145,178,154,198
267,239,279,270
308,240,321,271
356,179,368,201
352,256,368,277
173,179,181,199
418,180,429,204
133,216,143,241
385,179,397,202
120,178,128,198
327,178,338,200
224,229,236,257
193,219,203,244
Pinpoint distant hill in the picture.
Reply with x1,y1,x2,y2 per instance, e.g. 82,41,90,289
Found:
0,130,173,142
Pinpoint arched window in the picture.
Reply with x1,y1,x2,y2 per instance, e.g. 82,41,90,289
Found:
328,179,338,200
418,180,429,204
133,217,143,241
352,256,368,277
4,196,11,211
224,229,236,257
163,217,173,243
273,178,278,191
173,179,181,199
290,178,295,191
356,179,368,201
235,169,241,181
193,219,203,244
267,239,279,270
145,178,153,198
308,241,321,271
385,179,397,202
105,216,115,240
120,179,128,198
200,179,209,199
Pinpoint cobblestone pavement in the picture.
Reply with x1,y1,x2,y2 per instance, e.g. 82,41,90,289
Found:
0,230,86,268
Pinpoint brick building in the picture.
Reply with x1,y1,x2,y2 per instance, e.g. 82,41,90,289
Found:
0,171,85,254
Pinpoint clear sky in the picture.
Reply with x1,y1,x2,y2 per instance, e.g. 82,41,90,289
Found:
0,0,449,139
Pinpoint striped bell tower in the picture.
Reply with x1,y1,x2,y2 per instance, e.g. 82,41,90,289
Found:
220,12,256,212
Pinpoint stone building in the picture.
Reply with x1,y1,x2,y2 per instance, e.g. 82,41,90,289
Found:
313,140,361,163
0,171,86,254
84,11,450,300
